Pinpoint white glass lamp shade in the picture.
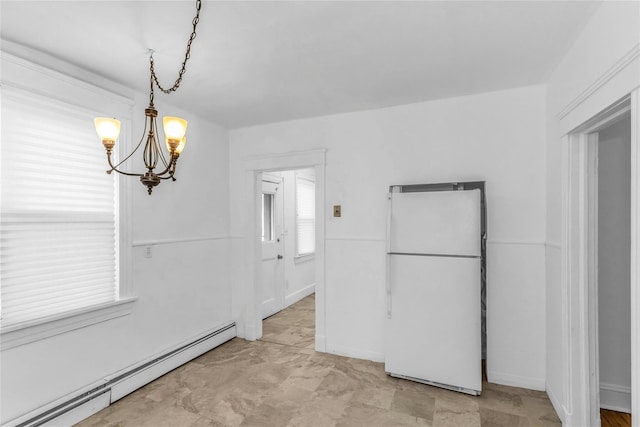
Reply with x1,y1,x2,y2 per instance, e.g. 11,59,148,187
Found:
163,116,187,143
94,117,121,143
166,136,186,155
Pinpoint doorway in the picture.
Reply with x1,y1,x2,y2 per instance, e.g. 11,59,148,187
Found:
597,115,631,419
240,149,326,351
260,169,317,320
562,94,639,426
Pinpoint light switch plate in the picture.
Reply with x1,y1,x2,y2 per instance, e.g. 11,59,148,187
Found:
333,205,341,217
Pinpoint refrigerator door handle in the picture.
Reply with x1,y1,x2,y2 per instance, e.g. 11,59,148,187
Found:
386,194,393,318
386,254,392,318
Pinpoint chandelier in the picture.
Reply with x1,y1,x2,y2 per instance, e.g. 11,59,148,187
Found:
94,0,202,195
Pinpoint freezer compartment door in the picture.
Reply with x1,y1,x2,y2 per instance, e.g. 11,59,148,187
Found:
389,189,481,257
385,254,482,394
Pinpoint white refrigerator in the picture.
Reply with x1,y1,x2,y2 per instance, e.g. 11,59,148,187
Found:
385,182,485,396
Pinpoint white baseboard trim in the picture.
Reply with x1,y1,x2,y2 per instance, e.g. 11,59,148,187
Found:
546,383,566,425
40,390,111,427
326,343,384,363
107,322,236,402
600,382,631,413
3,322,236,427
487,370,545,391
285,283,315,307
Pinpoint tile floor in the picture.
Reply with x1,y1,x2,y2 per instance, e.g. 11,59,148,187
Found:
76,294,561,426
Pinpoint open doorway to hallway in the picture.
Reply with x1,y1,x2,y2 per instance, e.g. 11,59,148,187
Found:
259,168,317,341
596,114,632,425
564,95,636,426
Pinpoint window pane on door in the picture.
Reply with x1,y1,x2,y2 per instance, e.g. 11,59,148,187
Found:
262,193,274,242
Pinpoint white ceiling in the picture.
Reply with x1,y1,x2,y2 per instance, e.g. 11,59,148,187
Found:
1,1,601,129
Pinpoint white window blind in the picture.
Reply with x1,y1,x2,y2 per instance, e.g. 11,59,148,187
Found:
295,174,315,256
0,88,118,326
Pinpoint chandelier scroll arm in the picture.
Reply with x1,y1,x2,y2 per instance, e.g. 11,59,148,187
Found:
106,112,151,173
105,151,144,177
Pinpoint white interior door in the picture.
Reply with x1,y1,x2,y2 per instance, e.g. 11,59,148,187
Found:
261,177,285,319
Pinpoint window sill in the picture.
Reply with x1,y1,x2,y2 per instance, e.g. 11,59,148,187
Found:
0,297,137,351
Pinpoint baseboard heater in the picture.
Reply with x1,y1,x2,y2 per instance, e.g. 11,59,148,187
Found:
9,322,236,427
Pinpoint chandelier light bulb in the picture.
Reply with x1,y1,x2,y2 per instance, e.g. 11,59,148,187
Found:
163,117,187,143
94,117,121,148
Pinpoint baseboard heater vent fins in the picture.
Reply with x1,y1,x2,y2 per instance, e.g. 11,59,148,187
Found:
12,322,236,427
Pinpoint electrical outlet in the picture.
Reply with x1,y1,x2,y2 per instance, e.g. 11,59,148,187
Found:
144,246,153,259
333,205,342,217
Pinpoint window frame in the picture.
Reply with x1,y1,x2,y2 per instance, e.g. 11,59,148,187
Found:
0,49,135,349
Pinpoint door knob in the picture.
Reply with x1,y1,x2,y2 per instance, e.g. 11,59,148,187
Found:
277,254,283,259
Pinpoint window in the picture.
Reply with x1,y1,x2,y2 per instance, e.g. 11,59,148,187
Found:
0,86,120,327
295,172,315,256
261,193,275,242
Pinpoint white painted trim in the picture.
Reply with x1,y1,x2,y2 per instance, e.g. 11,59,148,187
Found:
600,382,632,413
547,382,567,425
3,322,236,427
486,371,546,391
562,96,636,427
586,133,601,427
38,390,111,427
560,133,574,421
107,323,236,401
0,298,136,350
326,343,384,363
558,44,640,120
285,283,316,307
1,40,134,103
2,379,109,427
132,235,230,247
314,162,327,353
117,122,134,299
630,88,640,426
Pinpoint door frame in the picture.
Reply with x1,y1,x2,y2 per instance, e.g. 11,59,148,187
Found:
562,92,639,425
241,149,327,351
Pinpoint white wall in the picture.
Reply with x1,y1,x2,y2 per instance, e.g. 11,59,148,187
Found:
545,1,640,422
230,84,547,388
598,116,632,411
0,46,233,424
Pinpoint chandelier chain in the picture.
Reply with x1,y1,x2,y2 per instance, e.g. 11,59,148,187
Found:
149,0,202,96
